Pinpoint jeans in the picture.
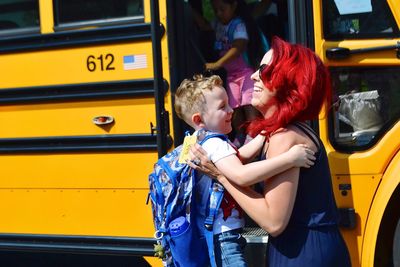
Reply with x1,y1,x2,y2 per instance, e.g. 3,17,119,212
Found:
214,228,247,267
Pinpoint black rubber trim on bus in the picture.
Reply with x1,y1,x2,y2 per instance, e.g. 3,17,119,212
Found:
150,0,169,158
0,79,155,104
338,208,356,229
0,23,164,54
0,233,155,256
0,134,159,153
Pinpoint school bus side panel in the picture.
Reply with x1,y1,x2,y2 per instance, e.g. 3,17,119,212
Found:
361,150,400,266
0,0,171,243
313,0,400,266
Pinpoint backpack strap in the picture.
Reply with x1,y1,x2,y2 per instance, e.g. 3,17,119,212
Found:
198,132,227,144
197,133,228,267
197,133,228,231
204,182,224,230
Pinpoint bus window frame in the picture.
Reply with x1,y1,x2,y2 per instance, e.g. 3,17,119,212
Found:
328,66,400,153
53,16,145,32
0,0,40,36
52,0,145,31
328,111,392,153
0,26,40,37
322,0,400,41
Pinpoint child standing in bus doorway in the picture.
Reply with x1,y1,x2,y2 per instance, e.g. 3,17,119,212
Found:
192,0,267,147
174,74,315,267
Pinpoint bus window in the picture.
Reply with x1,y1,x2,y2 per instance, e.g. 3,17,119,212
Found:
54,0,144,28
0,0,39,35
330,67,400,151
197,0,288,43
323,0,399,40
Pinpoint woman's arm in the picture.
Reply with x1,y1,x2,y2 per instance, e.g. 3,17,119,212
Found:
215,131,301,236
216,168,298,236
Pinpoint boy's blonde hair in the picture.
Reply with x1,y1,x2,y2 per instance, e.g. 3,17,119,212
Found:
174,74,223,124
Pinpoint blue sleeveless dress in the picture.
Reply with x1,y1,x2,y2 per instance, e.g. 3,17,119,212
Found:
267,123,351,267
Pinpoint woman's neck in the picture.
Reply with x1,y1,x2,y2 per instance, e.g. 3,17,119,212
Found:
263,106,277,119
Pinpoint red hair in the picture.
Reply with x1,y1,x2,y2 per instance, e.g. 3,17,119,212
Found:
248,37,331,137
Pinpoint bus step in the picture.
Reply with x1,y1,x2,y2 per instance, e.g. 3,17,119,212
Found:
242,227,269,244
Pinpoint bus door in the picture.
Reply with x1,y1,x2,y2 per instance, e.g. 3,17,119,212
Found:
0,0,171,264
168,1,400,266
311,0,400,266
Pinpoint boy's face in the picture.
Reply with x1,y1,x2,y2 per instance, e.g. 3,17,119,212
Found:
201,86,233,134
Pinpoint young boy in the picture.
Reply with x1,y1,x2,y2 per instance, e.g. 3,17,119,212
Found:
174,74,314,267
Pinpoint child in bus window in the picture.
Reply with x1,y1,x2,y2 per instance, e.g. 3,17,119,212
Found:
192,0,267,147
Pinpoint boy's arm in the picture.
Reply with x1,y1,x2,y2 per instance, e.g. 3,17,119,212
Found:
238,134,266,163
214,144,314,187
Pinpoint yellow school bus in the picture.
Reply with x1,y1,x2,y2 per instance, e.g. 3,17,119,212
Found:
0,0,399,266
313,1,400,266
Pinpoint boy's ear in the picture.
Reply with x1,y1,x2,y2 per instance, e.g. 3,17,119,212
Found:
191,112,204,127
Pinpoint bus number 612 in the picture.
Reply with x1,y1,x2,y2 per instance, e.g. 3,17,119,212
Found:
87,54,115,72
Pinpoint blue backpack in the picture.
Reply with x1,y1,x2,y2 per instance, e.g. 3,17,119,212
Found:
148,133,227,267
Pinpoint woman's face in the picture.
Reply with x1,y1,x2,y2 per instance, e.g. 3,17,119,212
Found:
251,50,276,117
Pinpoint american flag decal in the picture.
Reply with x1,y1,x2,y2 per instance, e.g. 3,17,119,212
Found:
123,54,147,70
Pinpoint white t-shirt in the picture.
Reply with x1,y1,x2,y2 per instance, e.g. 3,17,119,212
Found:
194,131,245,235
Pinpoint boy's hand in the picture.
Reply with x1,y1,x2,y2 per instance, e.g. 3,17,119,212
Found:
288,144,316,168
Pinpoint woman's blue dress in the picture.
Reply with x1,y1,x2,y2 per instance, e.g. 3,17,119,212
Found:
267,123,351,266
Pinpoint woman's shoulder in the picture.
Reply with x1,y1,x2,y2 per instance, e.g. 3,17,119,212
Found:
269,126,301,142
268,125,310,153
270,124,320,152
267,128,298,155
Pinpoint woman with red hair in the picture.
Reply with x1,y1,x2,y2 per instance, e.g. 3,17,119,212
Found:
189,37,351,266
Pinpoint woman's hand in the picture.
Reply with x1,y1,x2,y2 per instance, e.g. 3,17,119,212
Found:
187,143,223,179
